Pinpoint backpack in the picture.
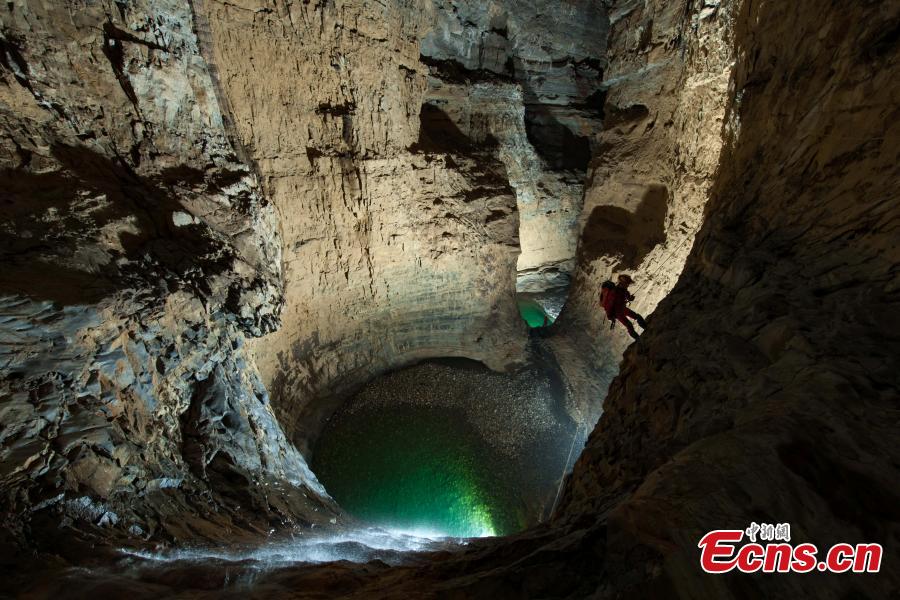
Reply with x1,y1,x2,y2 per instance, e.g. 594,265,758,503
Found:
600,280,615,307
600,280,621,318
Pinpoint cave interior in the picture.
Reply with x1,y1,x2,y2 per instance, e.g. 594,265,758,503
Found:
0,0,898,598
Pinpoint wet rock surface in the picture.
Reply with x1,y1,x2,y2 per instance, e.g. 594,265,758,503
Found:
11,528,463,599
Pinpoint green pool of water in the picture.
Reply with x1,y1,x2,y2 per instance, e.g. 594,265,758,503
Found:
517,298,552,328
312,405,524,538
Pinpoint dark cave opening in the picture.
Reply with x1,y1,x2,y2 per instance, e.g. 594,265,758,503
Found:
516,286,569,328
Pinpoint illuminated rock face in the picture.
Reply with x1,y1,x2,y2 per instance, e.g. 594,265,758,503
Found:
421,0,609,292
194,0,529,451
548,2,900,597
0,0,336,546
547,0,739,425
2,0,899,598
0,0,577,545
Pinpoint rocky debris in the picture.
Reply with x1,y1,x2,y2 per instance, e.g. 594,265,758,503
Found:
325,358,572,460
313,357,578,532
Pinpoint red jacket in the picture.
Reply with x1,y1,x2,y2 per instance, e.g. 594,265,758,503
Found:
602,285,633,320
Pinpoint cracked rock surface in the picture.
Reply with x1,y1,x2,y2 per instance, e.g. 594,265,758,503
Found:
0,0,336,555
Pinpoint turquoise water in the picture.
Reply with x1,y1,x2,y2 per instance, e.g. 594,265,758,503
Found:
517,298,552,328
312,405,525,538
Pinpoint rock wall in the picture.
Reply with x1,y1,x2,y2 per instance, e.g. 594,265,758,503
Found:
0,0,335,552
0,0,607,548
555,0,900,595
194,0,529,450
421,0,609,292
550,0,736,423
2,1,898,597
214,0,897,596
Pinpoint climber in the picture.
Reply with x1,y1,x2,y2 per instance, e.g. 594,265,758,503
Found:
601,274,647,340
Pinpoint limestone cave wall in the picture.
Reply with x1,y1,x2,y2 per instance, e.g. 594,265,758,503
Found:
550,0,737,424
0,0,336,551
0,0,897,597
555,0,900,595
421,0,609,291
232,0,896,596
194,0,530,451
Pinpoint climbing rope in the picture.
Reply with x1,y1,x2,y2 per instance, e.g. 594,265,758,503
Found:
545,226,703,518
548,424,583,518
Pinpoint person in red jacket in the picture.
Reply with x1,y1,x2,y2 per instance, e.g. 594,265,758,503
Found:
601,274,647,340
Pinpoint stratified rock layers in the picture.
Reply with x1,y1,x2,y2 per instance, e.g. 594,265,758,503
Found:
422,0,609,291
557,2,900,597
551,0,736,423
175,0,896,597
195,0,527,450
1,0,898,598
0,0,334,549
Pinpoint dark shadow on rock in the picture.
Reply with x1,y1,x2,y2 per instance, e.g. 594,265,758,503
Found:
407,102,512,203
603,103,650,130
578,184,668,269
410,103,479,154
778,439,900,541
523,103,592,171
510,55,603,173
419,55,515,85
0,144,238,305
579,88,608,119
